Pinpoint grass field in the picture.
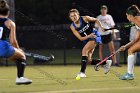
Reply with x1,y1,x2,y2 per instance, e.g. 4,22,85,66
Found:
0,65,140,93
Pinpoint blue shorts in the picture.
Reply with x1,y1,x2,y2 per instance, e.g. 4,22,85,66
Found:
0,40,15,58
83,30,102,44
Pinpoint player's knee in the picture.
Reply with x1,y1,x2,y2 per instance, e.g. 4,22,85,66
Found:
16,58,26,66
20,54,26,60
128,49,134,55
82,48,89,56
23,56,26,60
88,50,92,54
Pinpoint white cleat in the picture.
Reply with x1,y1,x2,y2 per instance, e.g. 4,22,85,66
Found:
16,77,32,85
104,60,112,74
77,72,87,78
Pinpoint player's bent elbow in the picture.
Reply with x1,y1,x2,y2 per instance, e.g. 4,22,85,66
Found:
94,18,98,22
79,38,85,41
10,40,17,46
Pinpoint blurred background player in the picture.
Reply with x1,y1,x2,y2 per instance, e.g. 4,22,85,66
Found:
95,5,121,67
69,9,112,77
0,0,32,84
119,5,140,80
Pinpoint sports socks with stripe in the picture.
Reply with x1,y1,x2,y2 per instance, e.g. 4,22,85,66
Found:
80,56,87,73
15,59,26,78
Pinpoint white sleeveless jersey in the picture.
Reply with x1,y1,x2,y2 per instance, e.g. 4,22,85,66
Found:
130,26,137,41
136,25,140,31
95,14,115,35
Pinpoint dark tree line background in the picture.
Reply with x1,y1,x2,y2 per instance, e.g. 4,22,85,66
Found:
14,0,140,49
15,0,140,25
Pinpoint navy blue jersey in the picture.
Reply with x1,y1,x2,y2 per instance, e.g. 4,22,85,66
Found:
0,18,15,58
72,16,94,37
0,18,10,41
72,16,102,44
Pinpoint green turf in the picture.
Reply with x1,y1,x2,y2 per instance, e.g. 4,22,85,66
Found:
0,65,140,93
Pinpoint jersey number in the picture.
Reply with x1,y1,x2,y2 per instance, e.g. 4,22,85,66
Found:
84,32,87,36
0,27,4,39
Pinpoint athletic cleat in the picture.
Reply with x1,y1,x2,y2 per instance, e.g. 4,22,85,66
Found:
16,77,32,85
77,72,87,78
103,60,112,74
119,73,134,80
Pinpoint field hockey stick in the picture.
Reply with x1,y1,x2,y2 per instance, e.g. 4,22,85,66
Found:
25,52,54,62
104,24,121,31
94,49,120,69
104,27,118,31
104,23,135,31
20,47,54,62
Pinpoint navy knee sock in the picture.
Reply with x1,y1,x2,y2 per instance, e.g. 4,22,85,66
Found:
15,59,26,78
80,56,88,73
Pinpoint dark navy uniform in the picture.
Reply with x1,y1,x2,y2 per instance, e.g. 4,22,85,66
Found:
0,18,15,58
72,16,102,44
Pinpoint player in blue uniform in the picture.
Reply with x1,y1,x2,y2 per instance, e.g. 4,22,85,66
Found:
69,9,112,77
119,5,140,80
0,0,32,84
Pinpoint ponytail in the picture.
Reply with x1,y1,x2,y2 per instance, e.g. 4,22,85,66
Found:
126,5,140,16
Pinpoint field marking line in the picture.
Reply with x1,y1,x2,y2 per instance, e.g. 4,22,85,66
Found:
29,86,138,93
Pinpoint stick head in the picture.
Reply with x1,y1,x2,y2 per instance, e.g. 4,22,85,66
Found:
49,54,55,61
94,65,100,71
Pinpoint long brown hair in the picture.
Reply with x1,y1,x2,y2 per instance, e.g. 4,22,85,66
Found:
126,5,140,16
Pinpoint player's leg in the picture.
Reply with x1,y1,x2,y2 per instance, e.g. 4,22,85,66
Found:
9,48,32,84
87,47,95,63
10,48,26,60
10,48,26,78
120,41,140,80
99,44,103,60
77,40,96,77
108,41,120,67
88,48,105,72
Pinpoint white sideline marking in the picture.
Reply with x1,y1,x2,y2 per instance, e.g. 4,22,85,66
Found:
30,87,138,93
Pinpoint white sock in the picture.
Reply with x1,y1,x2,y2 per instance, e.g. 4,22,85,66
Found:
127,54,135,74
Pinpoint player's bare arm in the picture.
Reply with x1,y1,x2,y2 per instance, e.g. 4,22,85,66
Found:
83,16,105,31
120,28,140,51
70,25,96,41
7,20,20,49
